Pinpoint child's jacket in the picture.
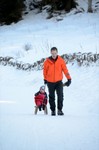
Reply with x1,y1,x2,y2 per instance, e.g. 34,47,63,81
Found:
34,91,48,107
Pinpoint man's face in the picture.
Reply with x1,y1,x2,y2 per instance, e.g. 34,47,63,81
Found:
51,50,58,59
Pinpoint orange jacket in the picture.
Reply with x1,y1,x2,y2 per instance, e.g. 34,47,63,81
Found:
43,56,71,83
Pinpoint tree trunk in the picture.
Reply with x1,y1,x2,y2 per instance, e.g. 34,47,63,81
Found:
64,0,72,11
88,0,93,13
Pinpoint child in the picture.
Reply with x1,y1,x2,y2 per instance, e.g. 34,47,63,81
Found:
34,85,48,115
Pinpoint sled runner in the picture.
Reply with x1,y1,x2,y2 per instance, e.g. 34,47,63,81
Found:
34,105,48,115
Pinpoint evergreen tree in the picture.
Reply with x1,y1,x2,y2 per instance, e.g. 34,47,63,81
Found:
88,0,93,12
0,0,24,25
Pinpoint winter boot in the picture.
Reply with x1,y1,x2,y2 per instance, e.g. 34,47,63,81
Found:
57,110,64,116
51,111,56,116
38,105,42,111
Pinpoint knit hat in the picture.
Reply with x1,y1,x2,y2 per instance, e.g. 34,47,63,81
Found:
40,85,45,91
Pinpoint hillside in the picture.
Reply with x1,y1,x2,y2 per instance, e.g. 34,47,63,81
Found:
0,1,99,150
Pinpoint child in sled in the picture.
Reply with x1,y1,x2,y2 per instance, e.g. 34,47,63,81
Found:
34,85,48,115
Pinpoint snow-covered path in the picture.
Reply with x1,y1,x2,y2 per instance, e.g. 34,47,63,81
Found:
0,65,99,150
0,113,98,150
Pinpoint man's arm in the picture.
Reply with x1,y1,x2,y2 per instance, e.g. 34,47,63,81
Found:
62,60,71,80
43,60,48,83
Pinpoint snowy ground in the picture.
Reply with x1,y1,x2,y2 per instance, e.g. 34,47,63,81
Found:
0,1,99,150
0,64,99,150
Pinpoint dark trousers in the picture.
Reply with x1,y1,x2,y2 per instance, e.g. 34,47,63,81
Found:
47,81,63,111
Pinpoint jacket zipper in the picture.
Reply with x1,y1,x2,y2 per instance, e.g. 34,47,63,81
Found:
54,62,55,82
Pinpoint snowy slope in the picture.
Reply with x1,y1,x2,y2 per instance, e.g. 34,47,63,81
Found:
0,0,99,150
0,64,99,150
0,1,99,63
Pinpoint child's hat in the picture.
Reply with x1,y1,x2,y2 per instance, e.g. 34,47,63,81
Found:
40,85,45,91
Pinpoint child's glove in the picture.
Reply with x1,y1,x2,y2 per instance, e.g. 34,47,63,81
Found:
43,98,47,105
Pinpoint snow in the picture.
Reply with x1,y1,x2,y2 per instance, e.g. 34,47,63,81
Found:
0,65,99,150
0,0,99,150
0,1,99,63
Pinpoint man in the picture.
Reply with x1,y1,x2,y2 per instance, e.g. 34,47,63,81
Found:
43,47,71,116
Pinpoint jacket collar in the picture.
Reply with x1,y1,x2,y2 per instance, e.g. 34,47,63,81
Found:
48,55,58,63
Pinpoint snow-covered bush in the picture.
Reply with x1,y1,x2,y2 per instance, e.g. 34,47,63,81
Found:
24,43,32,51
0,52,99,71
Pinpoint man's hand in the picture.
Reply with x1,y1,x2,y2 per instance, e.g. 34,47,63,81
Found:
63,79,71,87
44,79,47,84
